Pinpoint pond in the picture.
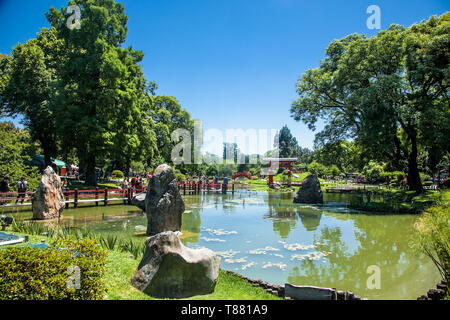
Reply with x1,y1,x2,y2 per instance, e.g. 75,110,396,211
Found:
7,190,441,300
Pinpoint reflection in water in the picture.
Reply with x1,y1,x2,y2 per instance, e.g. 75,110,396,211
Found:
287,215,437,300
181,209,201,245
296,208,322,231
9,190,441,300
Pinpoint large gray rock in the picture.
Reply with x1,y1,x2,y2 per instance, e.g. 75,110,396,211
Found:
293,174,323,204
32,166,65,220
131,191,146,211
131,231,221,298
145,164,185,235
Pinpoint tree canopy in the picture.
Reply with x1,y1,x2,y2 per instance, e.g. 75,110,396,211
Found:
0,0,195,184
291,13,450,192
0,122,41,189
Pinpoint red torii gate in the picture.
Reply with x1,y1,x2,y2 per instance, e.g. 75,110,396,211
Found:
232,171,252,180
262,158,298,185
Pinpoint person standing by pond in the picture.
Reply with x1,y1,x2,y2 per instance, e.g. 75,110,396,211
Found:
122,177,129,189
222,176,229,194
136,177,143,190
15,177,27,204
0,175,10,205
61,179,67,193
131,175,137,190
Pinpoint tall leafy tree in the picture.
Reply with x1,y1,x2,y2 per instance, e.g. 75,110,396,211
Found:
46,0,157,185
0,29,62,167
276,125,299,158
291,14,450,193
314,141,365,173
0,122,41,189
150,95,194,165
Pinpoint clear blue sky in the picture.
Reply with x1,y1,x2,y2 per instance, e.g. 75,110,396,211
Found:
0,0,448,152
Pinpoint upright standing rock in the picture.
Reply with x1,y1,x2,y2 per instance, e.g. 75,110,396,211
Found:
293,174,323,204
145,164,185,235
32,166,65,220
133,164,221,298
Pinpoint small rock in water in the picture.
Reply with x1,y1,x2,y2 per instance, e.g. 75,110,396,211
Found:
293,175,323,204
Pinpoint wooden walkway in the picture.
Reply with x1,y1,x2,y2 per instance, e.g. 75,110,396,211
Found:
178,182,235,195
0,182,235,210
325,185,382,193
0,188,140,210
278,181,303,187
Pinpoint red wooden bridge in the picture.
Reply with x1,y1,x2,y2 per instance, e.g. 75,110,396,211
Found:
232,171,252,180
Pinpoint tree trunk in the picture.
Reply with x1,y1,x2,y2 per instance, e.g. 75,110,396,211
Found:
406,133,424,194
392,134,404,171
125,157,131,179
44,152,52,169
85,154,97,186
40,135,55,169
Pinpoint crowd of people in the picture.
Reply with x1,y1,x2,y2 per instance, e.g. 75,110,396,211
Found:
119,173,231,192
122,175,147,190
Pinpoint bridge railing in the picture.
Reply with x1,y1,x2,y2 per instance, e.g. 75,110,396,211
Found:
0,191,35,204
1,182,236,209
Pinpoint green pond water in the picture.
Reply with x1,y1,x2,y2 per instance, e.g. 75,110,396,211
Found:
6,190,441,300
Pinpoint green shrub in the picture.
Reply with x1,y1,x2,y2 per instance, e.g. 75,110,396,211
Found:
280,174,290,183
0,238,107,300
412,203,450,290
176,172,186,182
111,170,124,178
307,161,327,177
420,172,431,184
249,167,259,177
362,160,385,183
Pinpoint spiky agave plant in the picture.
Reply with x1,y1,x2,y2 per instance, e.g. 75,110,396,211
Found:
100,234,118,250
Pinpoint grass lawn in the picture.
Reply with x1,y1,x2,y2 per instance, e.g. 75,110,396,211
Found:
66,181,122,190
240,172,309,192
3,231,281,301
